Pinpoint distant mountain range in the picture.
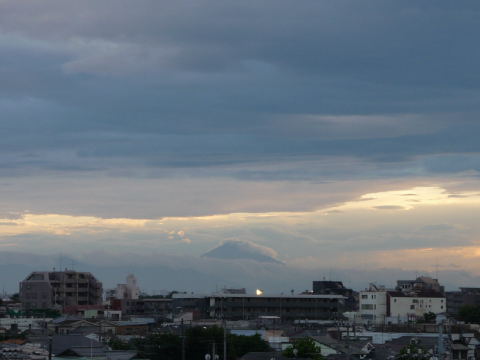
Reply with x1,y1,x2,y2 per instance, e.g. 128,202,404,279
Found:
0,250,476,295
202,240,284,264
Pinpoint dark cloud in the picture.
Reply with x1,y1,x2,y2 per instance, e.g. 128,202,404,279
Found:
0,0,479,182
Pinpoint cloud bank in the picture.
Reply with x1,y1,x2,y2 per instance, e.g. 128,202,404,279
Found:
1,1,480,291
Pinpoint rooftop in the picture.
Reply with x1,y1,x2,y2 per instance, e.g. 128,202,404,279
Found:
172,293,345,299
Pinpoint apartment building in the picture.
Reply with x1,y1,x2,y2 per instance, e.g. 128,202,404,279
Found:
396,276,444,296
172,292,345,321
388,292,446,320
19,270,103,310
359,284,388,324
358,282,446,325
446,287,480,317
312,280,357,311
114,274,140,300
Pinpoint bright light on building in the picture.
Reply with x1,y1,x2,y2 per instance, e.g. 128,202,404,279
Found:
256,289,264,296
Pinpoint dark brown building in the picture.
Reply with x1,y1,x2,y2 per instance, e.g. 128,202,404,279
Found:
19,270,103,310
172,293,345,322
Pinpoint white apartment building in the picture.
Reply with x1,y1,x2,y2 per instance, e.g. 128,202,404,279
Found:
114,274,140,300
359,285,388,325
358,284,446,325
389,293,446,321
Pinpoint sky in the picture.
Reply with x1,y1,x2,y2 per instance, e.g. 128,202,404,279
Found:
1,0,480,293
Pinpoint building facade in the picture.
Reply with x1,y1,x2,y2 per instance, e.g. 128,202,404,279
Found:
396,276,444,296
359,286,388,324
312,280,357,311
114,274,140,300
446,287,480,317
19,270,103,310
172,293,345,322
388,292,446,320
358,284,446,325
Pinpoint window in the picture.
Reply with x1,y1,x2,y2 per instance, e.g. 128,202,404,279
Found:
361,295,368,299
410,305,415,310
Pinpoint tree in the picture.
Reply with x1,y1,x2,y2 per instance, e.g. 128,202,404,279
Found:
458,305,480,323
396,343,430,359
130,326,271,360
109,337,134,350
228,333,271,359
283,337,324,360
133,333,181,360
422,312,436,323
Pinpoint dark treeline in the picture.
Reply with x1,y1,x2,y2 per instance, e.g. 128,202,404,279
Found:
109,326,271,360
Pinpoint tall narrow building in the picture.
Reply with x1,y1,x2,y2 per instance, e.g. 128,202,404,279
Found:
19,270,103,310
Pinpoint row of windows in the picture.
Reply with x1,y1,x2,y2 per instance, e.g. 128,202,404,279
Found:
361,294,378,299
210,297,340,302
392,298,444,303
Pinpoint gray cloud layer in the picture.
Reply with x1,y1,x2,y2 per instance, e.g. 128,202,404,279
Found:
0,0,480,181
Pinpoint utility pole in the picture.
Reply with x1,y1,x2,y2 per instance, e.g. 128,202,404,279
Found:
181,319,186,360
221,296,227,360
48,336,52,360
346,321,350,360
223,317,227,360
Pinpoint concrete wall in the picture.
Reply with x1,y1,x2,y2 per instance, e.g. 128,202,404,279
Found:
359,290,387,325
389,296,446,319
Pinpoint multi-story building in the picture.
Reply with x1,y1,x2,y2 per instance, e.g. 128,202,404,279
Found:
114,274,140,300
359,284,388,324
396,276,444,296
19,270,103,310
446,287,480,317
358,282,446,325
388,292,446,321
110,298,172,318
172,292,345,322
312,280,357,311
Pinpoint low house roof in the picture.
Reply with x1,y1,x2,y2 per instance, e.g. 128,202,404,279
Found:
51,316,83,324
240,352,309,360
112,320,151,327
52,334,108,356
311,336,371,355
